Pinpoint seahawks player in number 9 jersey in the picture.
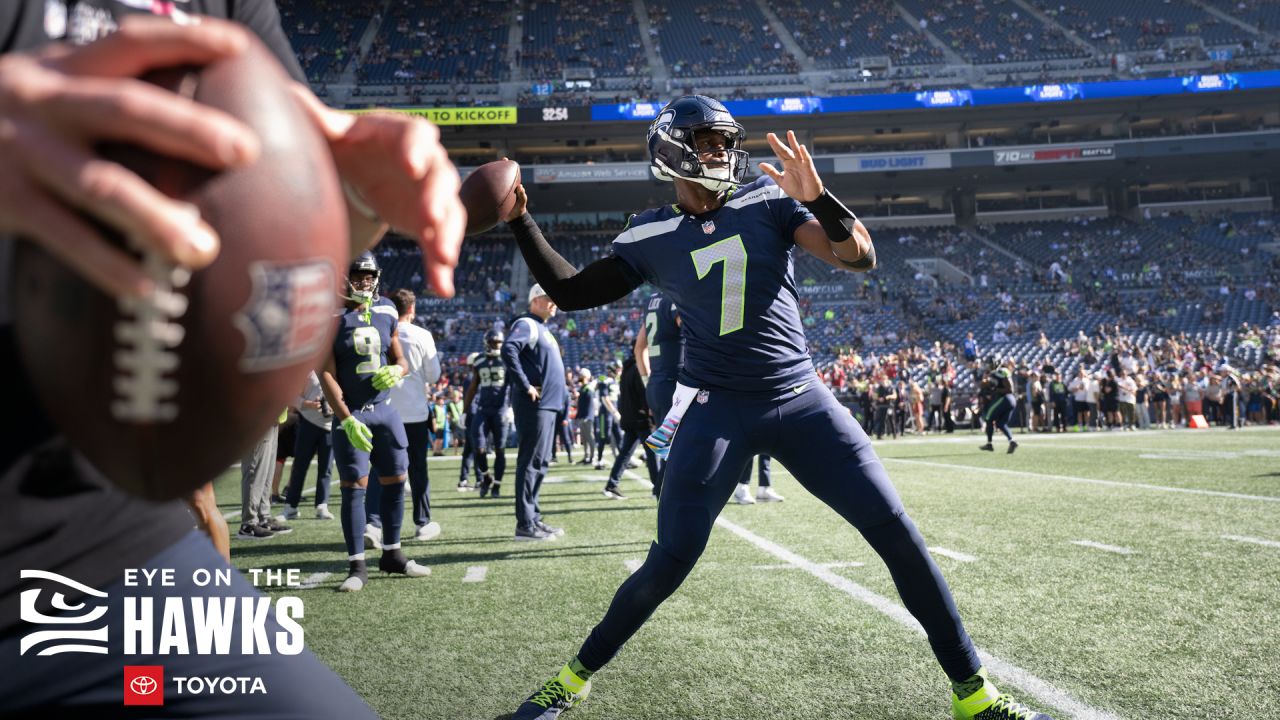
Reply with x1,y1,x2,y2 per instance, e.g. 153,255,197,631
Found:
465,328,511,498
318,253,431,593
504,96,1057,720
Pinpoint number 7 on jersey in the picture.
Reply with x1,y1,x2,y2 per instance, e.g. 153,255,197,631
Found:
691,234,747,336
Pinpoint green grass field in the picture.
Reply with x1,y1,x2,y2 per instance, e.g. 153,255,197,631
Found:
212,426,1280,720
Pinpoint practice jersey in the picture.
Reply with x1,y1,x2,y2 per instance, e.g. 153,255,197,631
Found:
643,292,683,382
471,353,510,412
333,307,397,410
609,177,816,393
596,375,619,409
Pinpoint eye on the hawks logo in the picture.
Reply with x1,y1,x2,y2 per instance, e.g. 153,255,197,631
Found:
234,260,337,372
19,570,110,656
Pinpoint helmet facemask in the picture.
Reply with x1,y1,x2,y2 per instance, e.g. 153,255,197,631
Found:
649,104,749,193
345,270,379,305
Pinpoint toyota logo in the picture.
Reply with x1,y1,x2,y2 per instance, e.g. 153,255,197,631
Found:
130,676,158,695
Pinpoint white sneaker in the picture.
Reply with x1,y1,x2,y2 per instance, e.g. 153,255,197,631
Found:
626,458,642,469
756,487,785,502
732,484,756,505
401,560,432,578
315,504,334,520
338,575,365,592
363,523,381,549
279,505,299,521
415,521,442,541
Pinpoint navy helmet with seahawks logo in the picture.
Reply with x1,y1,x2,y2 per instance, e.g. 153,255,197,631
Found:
484,328,504,356
647,95,748,193
345,251,381,304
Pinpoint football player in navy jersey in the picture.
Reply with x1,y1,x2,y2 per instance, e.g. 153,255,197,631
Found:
506,96,1055,720
634,291,682,497
318,253,431,592
592,360,623,469
465,328,512,497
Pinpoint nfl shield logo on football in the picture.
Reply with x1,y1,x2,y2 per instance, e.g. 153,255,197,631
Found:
234,260,337,372
696,390,709,404
701,221,715,234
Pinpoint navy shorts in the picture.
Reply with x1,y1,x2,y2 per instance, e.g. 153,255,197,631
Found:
660,375,903,563
331,400,408,482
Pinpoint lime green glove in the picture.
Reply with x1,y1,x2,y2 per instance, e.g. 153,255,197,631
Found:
372,365,405,391
278,408,290,424
341,415,374,452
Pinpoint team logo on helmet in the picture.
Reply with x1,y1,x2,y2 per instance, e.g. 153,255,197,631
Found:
647,95,748,193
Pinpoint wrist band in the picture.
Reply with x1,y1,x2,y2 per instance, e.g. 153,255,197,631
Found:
802,188,858,243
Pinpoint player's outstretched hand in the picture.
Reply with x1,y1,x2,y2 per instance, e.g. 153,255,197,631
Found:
504,182,528,223
371,365,405,391
0,16,260,298
341,415,374,452
291,86,465,297
757,130,823,203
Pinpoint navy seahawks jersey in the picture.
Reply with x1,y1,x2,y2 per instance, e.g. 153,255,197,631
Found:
333,308,397,409
610,177,816,393
596,376,619,405
643,292,683,382
471,353,509,412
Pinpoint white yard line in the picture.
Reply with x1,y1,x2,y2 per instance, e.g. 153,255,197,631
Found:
624,559,644,574
1221,534,1280,549
1070,540,1135,555
623,470,654,489
298,572,331,590
929,547,977,562
463,566,489,583
882,458,1280,504
715,517,1123,720
751,561,865,570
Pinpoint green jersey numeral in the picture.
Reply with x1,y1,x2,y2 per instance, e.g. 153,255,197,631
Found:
690,234,747,336
644,311,661,357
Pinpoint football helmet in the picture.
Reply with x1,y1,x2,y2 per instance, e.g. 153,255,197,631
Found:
647,95,748,193
345,252,380,304
485,328,504,356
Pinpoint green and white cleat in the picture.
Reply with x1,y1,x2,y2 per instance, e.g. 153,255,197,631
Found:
952,668,1054,720
513,664,592,720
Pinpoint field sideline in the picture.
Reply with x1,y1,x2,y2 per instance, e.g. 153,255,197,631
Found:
212,426,1280,720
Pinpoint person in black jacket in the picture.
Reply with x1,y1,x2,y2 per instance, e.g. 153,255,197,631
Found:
603,354,660,500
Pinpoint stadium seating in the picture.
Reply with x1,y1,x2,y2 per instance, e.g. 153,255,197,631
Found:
897,0,1089,63
645,0,801,76
358,1,511,84
521,0,648,78
276,0,377,81
1031,0,1251,50
765,0,946,67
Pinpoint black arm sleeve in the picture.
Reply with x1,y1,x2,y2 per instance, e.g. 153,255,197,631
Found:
507,213,643,311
